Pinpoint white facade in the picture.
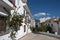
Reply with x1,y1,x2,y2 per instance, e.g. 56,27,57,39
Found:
30,18,35,27
0,0,31,40
40,17,51,23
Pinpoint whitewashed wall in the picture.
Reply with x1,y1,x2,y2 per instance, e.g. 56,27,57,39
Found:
0,24,31,40
31,19,35,27
0,0,31,40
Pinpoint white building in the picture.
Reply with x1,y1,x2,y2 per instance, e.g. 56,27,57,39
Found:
30,18,35,27
40,17,51,23
0,0,31,40
40,17,60,35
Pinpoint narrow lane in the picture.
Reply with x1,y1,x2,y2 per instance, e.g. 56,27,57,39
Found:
19,33,60,40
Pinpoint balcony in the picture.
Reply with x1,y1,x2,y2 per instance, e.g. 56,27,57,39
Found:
0,0,16,10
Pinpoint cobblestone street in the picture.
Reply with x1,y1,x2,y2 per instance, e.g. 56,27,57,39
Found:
19,33,60,40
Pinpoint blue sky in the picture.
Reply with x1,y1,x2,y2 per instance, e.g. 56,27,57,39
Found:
27,0,60,20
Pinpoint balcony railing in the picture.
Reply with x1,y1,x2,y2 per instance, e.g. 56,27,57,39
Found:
8,0,16,7
2,0,16,9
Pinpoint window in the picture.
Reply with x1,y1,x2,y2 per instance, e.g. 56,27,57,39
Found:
0,16,10,36
51,24,53,27
24,25,26,32
3,7,9,13
0,16,6,32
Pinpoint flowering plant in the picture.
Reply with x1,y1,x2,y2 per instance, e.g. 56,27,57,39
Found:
7,11,24,38
9,14,23,31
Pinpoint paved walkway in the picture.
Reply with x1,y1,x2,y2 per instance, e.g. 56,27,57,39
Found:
19,33,60,40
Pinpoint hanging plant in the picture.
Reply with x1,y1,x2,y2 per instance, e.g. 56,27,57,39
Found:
7,11,24,39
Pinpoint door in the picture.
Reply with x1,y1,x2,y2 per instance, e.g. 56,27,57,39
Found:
0,16,6,32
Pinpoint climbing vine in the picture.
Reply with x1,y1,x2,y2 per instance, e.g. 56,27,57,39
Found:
7,11,24,39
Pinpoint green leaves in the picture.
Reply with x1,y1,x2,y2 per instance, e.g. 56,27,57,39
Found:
6,11,24,38
6,11,24,37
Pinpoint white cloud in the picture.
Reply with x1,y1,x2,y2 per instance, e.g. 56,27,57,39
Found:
39,17,51,23
40,17,51,21
34,12,50,16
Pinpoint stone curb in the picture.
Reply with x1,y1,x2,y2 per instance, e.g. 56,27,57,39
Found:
37,32,60,39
